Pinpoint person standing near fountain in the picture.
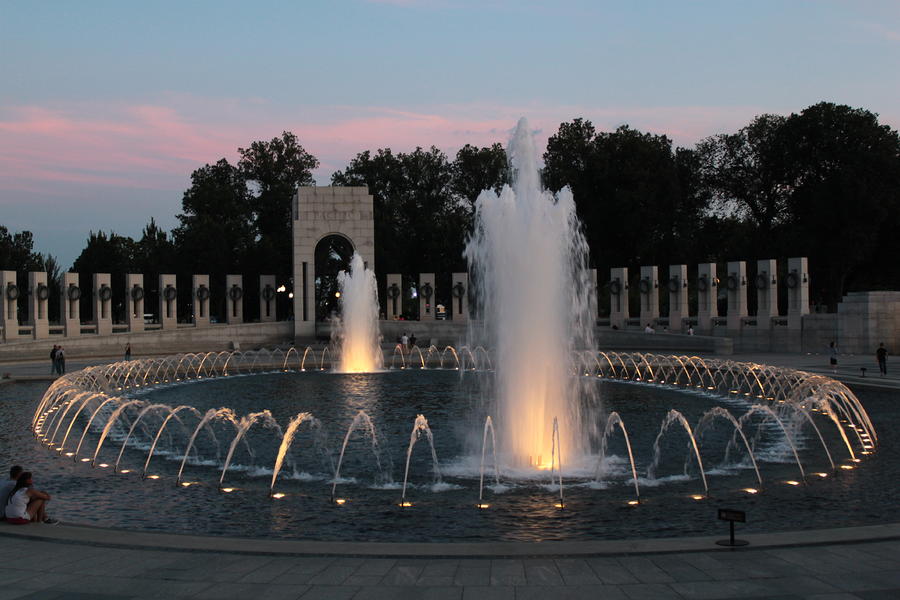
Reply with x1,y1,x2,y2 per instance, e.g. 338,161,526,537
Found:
124,343,132,361
829,341,838,373
876,343,888,376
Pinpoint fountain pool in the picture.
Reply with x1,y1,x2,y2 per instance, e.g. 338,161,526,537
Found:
16,349,892,542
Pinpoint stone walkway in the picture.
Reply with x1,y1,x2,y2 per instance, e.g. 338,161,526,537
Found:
0,531,898,599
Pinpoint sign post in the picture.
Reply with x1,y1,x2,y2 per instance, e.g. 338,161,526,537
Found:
716,509,748,547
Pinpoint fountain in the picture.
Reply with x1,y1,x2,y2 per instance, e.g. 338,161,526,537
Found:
465,117,598,469
332,252,382,373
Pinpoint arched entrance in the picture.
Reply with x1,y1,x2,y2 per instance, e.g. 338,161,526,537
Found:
314,234,354,322
292,187,375,339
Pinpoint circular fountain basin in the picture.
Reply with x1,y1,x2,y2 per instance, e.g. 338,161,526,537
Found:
16,352,894,542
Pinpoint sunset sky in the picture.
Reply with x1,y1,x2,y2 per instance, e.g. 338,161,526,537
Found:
2,0,899,266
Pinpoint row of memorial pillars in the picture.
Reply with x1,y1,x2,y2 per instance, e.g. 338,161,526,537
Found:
600,257,810,333
383,273,470,322
0,272,280,342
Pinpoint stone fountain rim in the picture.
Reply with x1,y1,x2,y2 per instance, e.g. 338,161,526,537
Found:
1,521,898,558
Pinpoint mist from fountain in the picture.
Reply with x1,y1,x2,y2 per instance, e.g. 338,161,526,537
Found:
465,117,598,469
333,252,383,373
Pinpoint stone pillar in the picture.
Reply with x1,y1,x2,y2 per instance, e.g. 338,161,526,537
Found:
93,273,113,336
697,263,718,333
638,265,659,326
226,274,243,324
192,275,210,327
451,273,469,322
609,267,629,329
755,259,778,323
725,261,747,331
386,274,402,320
259,275,277,322
159,274,178,330
126,274,144,333
27,271,50,339
62,272,81,337
667,265,688,332
0,271,20,342
418,273,436,320
786,257,810,330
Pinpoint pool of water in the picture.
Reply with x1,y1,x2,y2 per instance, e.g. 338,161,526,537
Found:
3,370,896,542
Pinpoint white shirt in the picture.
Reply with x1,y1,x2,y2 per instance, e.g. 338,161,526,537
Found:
644,326,655,334
5,488,28,520
401,336,408,345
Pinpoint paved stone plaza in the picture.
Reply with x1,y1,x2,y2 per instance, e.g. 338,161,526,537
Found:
0,529,898,599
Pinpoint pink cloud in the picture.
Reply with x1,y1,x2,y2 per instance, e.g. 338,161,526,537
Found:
2,97,897,199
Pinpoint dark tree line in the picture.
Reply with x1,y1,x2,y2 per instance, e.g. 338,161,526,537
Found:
4,100,899,321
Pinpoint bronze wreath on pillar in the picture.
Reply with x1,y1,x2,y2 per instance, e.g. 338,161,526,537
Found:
262,285,276,302
5,283,19,301
387,283,401,299
36,283,50,301
667,278,680,293
228,285,243,301
785,272,799,289
451,282,465,298
726,274,739,291
163,285,177,301
130,286,144,302
609,279,622,296
420,282,433,300
638,278,651,294
196,285,210,301
98,285,112,302
755,273,768,291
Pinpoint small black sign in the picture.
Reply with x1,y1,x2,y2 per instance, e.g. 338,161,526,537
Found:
718,509,746,523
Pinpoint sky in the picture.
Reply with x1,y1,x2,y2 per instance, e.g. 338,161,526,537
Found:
2,0,899,267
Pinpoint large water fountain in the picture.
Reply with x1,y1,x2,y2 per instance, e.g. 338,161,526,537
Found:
331,252,382,373
466,117,597,469
18,120,887,542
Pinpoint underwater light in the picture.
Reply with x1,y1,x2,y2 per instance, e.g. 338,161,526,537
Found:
785,480,800,486
221,487,236,493
690,494,704,500
476,503,490,509
627,500,640,506
840,465,855,470
272,493,286,499
146,474,160,480
119,469,131,474
80,458,90,462
742,488,759,494
98,463,109,468
398,501,413,508
334,498,347,505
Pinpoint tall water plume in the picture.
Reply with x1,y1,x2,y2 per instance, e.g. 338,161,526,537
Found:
333,252,383,373
465,118,598,469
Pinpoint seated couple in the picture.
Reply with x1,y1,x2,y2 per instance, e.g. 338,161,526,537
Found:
1,466,59,525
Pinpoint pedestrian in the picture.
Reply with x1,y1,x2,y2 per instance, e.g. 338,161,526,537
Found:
49,345,58,375
409,334,417,349
124,343,132,361
828,341,838,374
56,347,66,375
0,465,23,521
644,323,655,334
4,471,58,525
401,333,409,348
687,326,694,336
876,343,888,376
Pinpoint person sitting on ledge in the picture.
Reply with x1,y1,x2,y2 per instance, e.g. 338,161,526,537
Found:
644,323,655,334
5,471,58,525
0,465,22,521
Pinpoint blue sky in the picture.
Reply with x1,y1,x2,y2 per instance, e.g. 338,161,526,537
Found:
2,0,898,266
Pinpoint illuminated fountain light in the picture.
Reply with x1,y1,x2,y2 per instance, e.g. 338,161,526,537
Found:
476,503,490,509
840,465,855,470
146,474,160,480
627,500,640,506
398,501,413,508
272,493,286,499
690,494,704,500
742,488,759,494
221,487,237,493
334,498,347,505
785,480,801,486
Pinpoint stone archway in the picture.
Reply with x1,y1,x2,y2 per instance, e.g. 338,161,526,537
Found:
292,187,375,338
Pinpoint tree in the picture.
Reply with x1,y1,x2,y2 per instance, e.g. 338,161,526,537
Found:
238,131,319,276
695,114,790,242
332,146,467,277
174,159,254,276
543,121,703,276
451,143,509,212
778,102,900,306
0,226,42,271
